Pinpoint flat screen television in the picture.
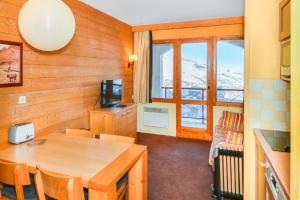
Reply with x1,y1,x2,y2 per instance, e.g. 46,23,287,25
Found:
100,80,123,107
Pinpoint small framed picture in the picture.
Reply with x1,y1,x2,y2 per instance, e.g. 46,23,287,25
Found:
0,40,23,87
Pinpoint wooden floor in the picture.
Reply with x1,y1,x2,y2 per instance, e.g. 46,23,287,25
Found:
137,133,213,200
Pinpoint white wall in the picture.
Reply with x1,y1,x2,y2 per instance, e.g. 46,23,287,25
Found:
137,103,176,137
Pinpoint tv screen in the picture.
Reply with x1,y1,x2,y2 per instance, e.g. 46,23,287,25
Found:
100,80,122,107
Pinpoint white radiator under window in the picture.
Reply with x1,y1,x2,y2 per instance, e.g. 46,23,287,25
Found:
143,107,169,128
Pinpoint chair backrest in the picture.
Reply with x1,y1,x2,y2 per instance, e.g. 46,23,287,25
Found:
99,134,135,144
35,167,84,200
0,159,31,200
66,128,95,138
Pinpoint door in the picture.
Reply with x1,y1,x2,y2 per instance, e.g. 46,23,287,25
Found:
177,40,212,139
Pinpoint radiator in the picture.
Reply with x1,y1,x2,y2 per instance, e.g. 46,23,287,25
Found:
143,107,168,128
212,149,244,200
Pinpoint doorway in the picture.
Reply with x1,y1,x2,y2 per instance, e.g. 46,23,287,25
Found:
176,40,213,139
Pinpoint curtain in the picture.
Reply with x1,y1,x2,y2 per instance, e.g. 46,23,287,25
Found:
133,31,151,103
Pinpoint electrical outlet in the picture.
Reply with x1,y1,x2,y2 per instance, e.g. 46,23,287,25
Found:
18,96,26,104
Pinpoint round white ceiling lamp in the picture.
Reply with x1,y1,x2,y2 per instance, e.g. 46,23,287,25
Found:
18,0,76,51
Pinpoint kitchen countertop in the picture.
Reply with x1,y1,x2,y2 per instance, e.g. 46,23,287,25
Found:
254,128,290,199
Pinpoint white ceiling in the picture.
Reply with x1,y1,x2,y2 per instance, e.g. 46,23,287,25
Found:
80,0,244,26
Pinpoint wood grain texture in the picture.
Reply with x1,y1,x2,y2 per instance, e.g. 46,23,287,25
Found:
0,133,133,188
90,104,137,139
99,134,135,144
132,16,244,32
66,128,95,138
152,24,244,40
0,0,134,148
0,133,147,200
255,142,266,200
279,0,291,41
34,168,85,200
0,159,31,200
88,145,147,191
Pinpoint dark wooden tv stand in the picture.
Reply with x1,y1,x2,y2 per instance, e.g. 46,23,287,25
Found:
89,104,137,139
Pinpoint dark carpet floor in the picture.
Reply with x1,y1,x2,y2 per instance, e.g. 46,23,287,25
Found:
137,133,214,200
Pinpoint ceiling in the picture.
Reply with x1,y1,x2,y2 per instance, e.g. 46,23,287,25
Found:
80,0,244,26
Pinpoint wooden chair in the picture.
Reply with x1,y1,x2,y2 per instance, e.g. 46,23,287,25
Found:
66,128,95,138
34,167,84,200
0,159,31,200
99,134,135,144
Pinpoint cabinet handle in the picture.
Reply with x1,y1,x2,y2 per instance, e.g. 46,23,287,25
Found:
127,109,132,113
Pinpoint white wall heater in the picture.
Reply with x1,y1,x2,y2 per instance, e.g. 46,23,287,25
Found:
143,107,169,128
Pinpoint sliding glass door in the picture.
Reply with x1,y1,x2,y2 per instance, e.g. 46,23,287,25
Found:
151,38,244,139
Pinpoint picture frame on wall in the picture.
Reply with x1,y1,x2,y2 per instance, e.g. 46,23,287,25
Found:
0,40,23,87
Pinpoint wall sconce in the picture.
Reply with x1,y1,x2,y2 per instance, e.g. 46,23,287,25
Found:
18,0,76,51
128,54,137,67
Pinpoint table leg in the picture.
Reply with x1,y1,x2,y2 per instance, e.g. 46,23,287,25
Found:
128,151,148,200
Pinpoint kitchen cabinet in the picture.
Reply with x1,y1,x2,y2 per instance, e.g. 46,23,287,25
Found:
279,0,291,41
254,129,290,200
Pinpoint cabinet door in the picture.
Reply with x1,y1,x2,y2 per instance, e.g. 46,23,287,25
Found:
126,106,137,138
256,143,266,200
279,0,291,40
114,110,128,136
90,112,113,134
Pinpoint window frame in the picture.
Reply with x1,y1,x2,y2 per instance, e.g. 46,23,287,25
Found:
151,40,177,103
151,37,244,108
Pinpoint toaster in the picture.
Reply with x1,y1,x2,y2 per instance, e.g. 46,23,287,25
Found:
9,122,35,144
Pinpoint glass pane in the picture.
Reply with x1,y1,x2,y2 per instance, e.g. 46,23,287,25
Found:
181,42,208,100
181,104,207,129
151,44,174,99
217,40,244,103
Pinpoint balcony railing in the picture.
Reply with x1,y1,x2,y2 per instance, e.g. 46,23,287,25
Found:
160,86,244,102
158,86,244,128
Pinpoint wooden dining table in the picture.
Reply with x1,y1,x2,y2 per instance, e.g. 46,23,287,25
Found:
0,133,148,200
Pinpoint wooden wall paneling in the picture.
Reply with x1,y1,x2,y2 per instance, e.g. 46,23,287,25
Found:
0,0,134,148
152,24,244,41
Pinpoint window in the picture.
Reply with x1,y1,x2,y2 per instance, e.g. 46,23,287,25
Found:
151,43,174,99
216,40,244,103
181,104,207,128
